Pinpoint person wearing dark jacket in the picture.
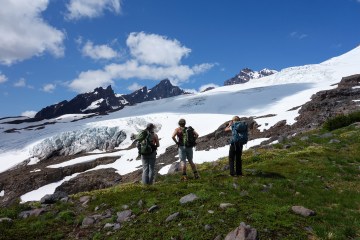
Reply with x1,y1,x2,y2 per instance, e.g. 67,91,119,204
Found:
224,116,244,177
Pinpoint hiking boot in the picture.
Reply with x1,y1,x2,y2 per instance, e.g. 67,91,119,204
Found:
194,172,200,179
181,175,188,181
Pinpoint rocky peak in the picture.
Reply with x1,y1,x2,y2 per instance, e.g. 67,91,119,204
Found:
224,68,277,86
124,79,185,104
34,85,125,120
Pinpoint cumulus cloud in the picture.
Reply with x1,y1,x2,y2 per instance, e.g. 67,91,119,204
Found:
69,70,114,93
0,73,7,84
14,78,27,87
127,82,143,91
82,41,118,60
66,0,121,20
42,83,56,93
199,83,219,92
69,32,214,93
21,110,37,118
127,32,191,66
0,0,65,65
290,31,308,40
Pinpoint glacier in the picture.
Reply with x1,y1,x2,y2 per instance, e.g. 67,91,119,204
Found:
30,126,126,160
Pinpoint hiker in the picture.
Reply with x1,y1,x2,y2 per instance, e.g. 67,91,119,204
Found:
224,116,248,177
172,118,199,180
137,123,160,185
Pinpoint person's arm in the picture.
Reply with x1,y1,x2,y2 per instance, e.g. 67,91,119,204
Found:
194,130,199,138
172,129,179,145
224,121,232,132
154,134,160,147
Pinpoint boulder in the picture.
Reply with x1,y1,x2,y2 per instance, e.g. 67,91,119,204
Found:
291,206,316,217
180,193,198,204
40,191,68,204
225,222,258,240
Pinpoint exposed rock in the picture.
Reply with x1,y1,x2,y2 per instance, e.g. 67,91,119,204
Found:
224,68,277,86
225,222,258,240
56,168,121,195
148,205,159,212
40,191,68,204
291,206,316,217
116,210,132,223
180,193,198,204
35,85,126,120
204,224,213,231
0,217,12,223
82,217,95,227
167,162,180,174
79,195,91,204
220,203,234,209
329,139,340,143
165,212,180,222
19,208,46,219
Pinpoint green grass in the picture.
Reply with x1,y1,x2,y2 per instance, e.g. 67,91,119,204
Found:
0,124,359,240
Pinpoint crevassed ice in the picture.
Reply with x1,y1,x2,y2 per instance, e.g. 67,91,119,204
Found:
30,126,126,160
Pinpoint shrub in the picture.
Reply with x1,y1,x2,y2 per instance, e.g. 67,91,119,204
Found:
323,111,360,131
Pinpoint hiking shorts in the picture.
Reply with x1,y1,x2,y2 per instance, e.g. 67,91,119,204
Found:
178,146,194,164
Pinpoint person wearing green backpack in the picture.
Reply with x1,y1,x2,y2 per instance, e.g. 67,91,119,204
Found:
172,118,200,181
136,123,160,185
224,116,248,177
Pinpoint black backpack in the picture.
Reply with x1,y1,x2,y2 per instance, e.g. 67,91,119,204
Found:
183,126,197,147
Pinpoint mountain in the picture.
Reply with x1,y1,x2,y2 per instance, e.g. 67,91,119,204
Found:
0,45,360,208
35,86,128,120
224,68,278,86
124,79,185,104
34,79,185,120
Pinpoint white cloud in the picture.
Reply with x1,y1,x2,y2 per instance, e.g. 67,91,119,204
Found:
290,31,308,40
14,78,26,87
127,82,143,91
0,0,65,65
66,0,121,20
68,32,215,93
42,83,56,93
127,32,191,66
69,70,114,93
21,110,37,118
199,83,219,92
82,41,118,60
0,73,7,83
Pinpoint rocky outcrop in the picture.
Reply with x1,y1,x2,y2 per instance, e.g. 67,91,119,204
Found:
294,74,360,130
35,86,127,120
55,168,121,194
124,79,185,104
224,68,277,86
0,155,119,207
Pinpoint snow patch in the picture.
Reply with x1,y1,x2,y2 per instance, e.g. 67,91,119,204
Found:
81,98,104,112
27,157,40,165
20,173,81,203
0,190,4,197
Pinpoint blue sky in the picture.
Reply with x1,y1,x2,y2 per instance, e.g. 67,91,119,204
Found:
0,0,360,118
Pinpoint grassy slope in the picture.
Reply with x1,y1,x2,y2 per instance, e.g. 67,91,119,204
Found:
0,124,359,240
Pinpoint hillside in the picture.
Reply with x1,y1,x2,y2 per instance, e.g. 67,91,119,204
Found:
0,122,359,239
0,46,360,209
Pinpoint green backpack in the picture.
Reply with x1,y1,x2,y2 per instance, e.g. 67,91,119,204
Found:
136,130,153,155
